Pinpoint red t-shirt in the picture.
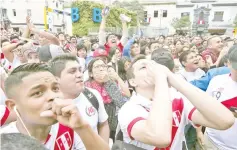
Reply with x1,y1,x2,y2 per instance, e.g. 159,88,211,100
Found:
201,49,218,63
104,42,124,54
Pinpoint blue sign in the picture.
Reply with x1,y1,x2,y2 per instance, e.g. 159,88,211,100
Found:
71,8,79,22
92,8,102,23
71,7,103,23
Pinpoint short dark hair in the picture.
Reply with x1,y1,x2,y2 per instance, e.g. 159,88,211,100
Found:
70,36,76,40
76,44,87,51
87,57,106,81
179,51,193,67
126,55,146,80
1,38,9,47
106,33,116,42
1,133,48,150
151,49,175,71
49,54,79,77
10,35,19,41
4,63,51,99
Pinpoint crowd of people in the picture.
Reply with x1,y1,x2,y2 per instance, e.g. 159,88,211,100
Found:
0,8,237,150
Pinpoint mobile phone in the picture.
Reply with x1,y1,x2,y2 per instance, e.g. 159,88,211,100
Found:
229,107,237,112
103,6,110,16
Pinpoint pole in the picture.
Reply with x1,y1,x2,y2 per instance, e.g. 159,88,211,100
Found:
44,0,48,30
61,0,65,33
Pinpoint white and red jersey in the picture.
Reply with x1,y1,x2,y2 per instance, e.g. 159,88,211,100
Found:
0,51,11,71
118,90,198,150
0,122,86,150
0,105,10,126
206,74,237,150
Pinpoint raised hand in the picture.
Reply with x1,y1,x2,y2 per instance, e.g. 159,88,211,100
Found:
40,98,87,130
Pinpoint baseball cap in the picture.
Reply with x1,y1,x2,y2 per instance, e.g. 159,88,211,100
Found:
93,48,108,58
227,45,237,70
38,44,64,62
151,48,175,71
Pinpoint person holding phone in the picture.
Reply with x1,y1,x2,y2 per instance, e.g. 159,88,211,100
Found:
204,45,237,150
99,6,129,54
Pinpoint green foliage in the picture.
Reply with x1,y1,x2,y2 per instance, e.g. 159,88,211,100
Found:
113,0,144,23
171,16,191,30
234,15,237,27
71,1,137,36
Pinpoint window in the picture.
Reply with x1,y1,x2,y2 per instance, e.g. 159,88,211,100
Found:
213,11,224,21
1,9,7,17
154,10,158,18
163,10,167,17
144,11,148,18
12,9,16,16
181,12,190,17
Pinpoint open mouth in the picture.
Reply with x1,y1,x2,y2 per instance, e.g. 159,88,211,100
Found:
193,61,199,65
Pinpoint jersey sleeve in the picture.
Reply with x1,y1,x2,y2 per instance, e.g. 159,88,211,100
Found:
118,104,148,140
92,90,108,123
179,94,200,128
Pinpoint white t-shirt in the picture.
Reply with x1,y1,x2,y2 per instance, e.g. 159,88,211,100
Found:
177,68,205,82
118,90,197,150
74,88,108,133
0,122,86,150
206,74,237,150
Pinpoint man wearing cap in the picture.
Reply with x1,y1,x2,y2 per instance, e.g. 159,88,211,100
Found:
204,45,237,150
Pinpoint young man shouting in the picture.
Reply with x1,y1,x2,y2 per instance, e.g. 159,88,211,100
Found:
118,55,234,150
1,63,109,150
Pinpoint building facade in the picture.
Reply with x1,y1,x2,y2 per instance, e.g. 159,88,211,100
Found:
140,0,237,35
0,0,72,34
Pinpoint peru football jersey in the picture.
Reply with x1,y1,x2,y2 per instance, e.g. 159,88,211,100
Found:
0,105,10,126
0,122,86,150
118,90,198,150
206,74,237,150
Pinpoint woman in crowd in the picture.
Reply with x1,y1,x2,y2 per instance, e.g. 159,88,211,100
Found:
174,40,184,58
85,58,129,141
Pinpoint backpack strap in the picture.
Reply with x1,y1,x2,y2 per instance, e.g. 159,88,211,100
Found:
83,88,99,112
54,124,74,150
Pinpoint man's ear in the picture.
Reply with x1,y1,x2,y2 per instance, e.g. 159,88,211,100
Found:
5,99,16,111
128,78,137,88
181,61,186,67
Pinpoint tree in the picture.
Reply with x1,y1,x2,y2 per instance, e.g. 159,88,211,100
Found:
71,1,137,36
113,0,144,24
171,16,191,31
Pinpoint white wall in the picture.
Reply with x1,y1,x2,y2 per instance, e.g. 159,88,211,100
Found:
1,0,66,33
143,4,177,34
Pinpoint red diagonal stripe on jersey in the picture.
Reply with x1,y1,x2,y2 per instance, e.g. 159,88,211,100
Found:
155,98,184,150
221,96,237,109
1,107,10,126
0,53,4,59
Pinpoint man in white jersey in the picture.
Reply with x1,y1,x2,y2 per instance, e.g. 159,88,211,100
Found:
205,45,237,150
0,63,109,150
49,54,110,143
118,55,235,150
